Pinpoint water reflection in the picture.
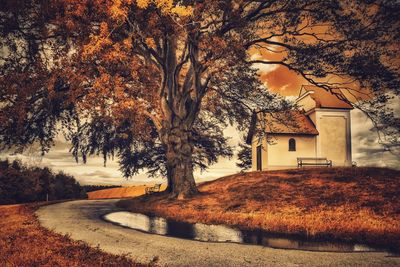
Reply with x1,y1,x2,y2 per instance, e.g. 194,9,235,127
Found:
194,224,243,243
103,211,381,252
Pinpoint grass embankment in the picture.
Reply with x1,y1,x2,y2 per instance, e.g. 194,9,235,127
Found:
88,184,167,200
118,167,400,251
0,203,148,266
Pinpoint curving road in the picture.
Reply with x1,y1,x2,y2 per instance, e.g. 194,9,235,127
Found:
36,200,400,267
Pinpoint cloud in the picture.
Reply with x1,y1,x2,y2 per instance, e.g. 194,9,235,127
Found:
351,109,399,169
74,169,157,186
260,66,304,96
250,53,279,74
79,170,117,179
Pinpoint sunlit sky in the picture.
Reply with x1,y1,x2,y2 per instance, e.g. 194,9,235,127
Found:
1,65,399,185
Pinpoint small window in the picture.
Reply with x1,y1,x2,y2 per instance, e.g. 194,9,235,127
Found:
289,138,296,151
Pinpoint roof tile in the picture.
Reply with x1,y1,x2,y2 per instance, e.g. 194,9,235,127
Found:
265,111,319,135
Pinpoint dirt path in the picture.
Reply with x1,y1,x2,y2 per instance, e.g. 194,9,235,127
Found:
36,200,400,267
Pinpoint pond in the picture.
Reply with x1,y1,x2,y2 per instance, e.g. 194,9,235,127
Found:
103,211,382,252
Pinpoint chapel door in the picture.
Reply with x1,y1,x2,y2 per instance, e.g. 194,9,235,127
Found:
256,145,262,171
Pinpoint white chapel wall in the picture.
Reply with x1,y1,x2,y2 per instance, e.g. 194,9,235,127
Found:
266,135,317,167
315,109,352,166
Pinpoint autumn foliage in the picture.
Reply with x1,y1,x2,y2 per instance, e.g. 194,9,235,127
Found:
1,1,399,197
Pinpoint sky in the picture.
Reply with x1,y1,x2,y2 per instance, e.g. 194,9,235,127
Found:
1,61,399,185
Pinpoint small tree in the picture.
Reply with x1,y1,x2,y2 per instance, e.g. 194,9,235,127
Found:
236,142,252,171
1,1,399,198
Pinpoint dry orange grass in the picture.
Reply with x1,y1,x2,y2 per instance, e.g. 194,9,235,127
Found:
88,184,167,200
0,203,150,266
118,167,400,251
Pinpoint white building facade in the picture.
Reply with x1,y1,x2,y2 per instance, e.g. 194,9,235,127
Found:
249,86,353,171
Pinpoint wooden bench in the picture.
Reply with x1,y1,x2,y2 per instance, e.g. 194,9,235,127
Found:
297,157,332,167
145,183,162,195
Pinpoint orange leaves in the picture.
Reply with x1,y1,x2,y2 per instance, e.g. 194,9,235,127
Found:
109,0,128,21
83,22,112,58
104,43,129,62
83,22,133,64
93,70,111,93
145,37,156,49
99,21,109,38
122,37,133,50
135,0,193,17
136,0,150,9
171,6,193,17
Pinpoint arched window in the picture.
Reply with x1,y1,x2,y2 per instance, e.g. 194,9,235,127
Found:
289,138,296,151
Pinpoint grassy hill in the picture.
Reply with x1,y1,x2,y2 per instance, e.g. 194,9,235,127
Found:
88,184,167,200
118,167,400,252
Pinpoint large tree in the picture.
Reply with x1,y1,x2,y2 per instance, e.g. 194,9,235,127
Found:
1,0,399,198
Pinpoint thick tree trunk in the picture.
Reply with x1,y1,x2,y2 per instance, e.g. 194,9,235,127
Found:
163,124,198,199
157,34,201,199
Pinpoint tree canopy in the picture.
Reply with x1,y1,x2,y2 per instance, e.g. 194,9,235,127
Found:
1,0,399,198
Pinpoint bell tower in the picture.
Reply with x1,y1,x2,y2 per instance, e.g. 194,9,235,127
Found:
296,86,353,166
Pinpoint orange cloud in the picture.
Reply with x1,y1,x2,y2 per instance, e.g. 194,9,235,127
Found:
249,40,309,97
259,66,305,97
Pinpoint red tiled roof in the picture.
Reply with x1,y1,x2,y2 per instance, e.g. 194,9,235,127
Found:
265,111,319,135
300,85,353,109
246,110,318,144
